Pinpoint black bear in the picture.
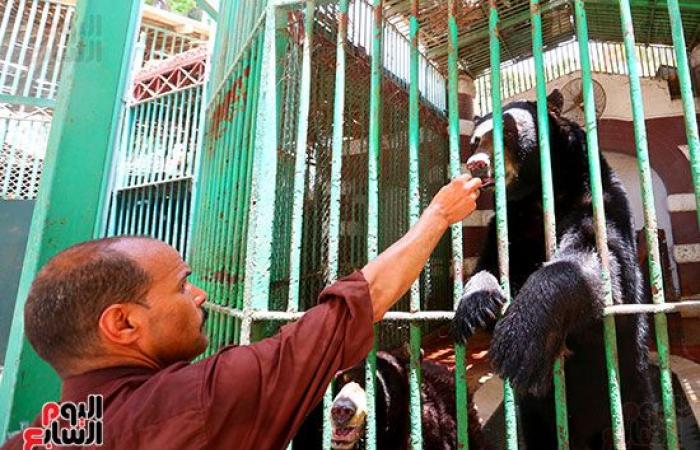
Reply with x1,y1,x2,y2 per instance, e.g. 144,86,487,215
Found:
453,91,657,450
295,350,485,450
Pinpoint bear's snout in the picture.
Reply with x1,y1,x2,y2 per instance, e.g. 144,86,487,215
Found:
466,153,493,186
331,397,357,426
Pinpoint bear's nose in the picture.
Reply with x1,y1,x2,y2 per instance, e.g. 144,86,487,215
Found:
466,154,491,180
331,398,357,426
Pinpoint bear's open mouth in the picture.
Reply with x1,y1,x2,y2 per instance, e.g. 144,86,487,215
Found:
331,426,362,449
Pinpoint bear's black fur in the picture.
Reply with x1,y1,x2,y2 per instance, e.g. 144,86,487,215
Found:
295,351,485,450
453,93,657,450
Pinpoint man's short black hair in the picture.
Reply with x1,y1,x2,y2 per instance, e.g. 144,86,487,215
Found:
24,237,154,373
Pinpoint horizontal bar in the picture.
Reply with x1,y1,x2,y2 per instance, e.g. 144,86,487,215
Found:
0,94,56,109
586,0,700,12
114,176,193,192
203,300,700,322
427,0,569,60
603,300,700,316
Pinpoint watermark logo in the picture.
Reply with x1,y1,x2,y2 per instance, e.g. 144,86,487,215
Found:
22,395,104,450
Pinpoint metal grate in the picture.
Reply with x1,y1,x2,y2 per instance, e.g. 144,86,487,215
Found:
105,48,207,257
0,108,50,200
475,39,680,115
0,0,210,201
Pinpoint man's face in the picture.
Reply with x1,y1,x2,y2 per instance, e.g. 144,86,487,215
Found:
128,241,209,366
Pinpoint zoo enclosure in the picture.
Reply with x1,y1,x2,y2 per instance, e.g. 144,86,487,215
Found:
194,1,700,449
0,0,699,449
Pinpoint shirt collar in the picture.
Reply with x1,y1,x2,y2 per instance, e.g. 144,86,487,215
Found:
61,365,157,402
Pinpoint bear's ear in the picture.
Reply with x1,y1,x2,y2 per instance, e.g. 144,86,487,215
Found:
472,114,482,124
547,89,564,116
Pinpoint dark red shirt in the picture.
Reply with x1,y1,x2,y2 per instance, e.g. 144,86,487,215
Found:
2,271,374,450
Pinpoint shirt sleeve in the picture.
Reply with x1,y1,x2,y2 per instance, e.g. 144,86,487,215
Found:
199,270,374,450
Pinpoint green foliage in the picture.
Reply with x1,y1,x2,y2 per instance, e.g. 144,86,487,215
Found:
144,0,197,15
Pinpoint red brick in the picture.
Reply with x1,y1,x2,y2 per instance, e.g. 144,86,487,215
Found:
671,211,700,244
677,262,700,297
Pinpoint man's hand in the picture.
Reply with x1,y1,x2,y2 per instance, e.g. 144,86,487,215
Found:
361,175,482,321
426,174,482,227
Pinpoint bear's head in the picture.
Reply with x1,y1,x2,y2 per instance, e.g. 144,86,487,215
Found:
329,381,368,449
329,351,410,449
466,90,566,200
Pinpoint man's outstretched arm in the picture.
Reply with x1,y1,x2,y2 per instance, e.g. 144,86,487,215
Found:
362,173,481,321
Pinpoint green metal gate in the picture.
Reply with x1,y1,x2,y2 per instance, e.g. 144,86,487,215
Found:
104,45,208,257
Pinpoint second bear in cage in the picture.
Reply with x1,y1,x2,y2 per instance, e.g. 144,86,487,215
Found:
453,91,658,450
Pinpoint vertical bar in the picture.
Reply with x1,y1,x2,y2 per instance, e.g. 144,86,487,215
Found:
408,1,423,448
573,2,627,449
0,0,142,437
242,6,279,342
666,0,700,228
11,0,39,96
0,0,15,59
617,1,680,448
364,1,383,448
530,2,570,449
287,0,315,313
322,1,349,446
235,35,264,342
447,1,469,448
47,6,73,100
328,0,349,288
0,0,26,92
221,53,250,310
488,3,519,449
186,84,206,258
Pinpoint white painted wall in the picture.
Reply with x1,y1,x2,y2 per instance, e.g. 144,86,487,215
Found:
503,71,700,121
604,151,679,294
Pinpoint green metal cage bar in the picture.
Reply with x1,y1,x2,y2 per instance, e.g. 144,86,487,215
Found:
446,2,469,448
665,0,700,228
573,1,627,448
530,1,570,448
617,0,680,447
286,0,314,314
488,2,519,449
364,1,383,447
321,1,350,446
408,1,423,448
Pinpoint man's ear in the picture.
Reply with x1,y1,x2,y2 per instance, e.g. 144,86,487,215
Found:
98,303,142,345
547,89,564,116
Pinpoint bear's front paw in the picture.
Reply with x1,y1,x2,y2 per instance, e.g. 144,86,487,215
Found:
453,271,506,343
489,306,565,397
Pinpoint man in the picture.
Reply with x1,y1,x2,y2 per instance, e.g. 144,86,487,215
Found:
2,174,481,450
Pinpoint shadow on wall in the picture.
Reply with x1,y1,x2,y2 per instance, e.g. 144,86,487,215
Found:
0,200,34,365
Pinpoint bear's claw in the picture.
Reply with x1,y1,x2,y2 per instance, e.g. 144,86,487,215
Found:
453,271,506,344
